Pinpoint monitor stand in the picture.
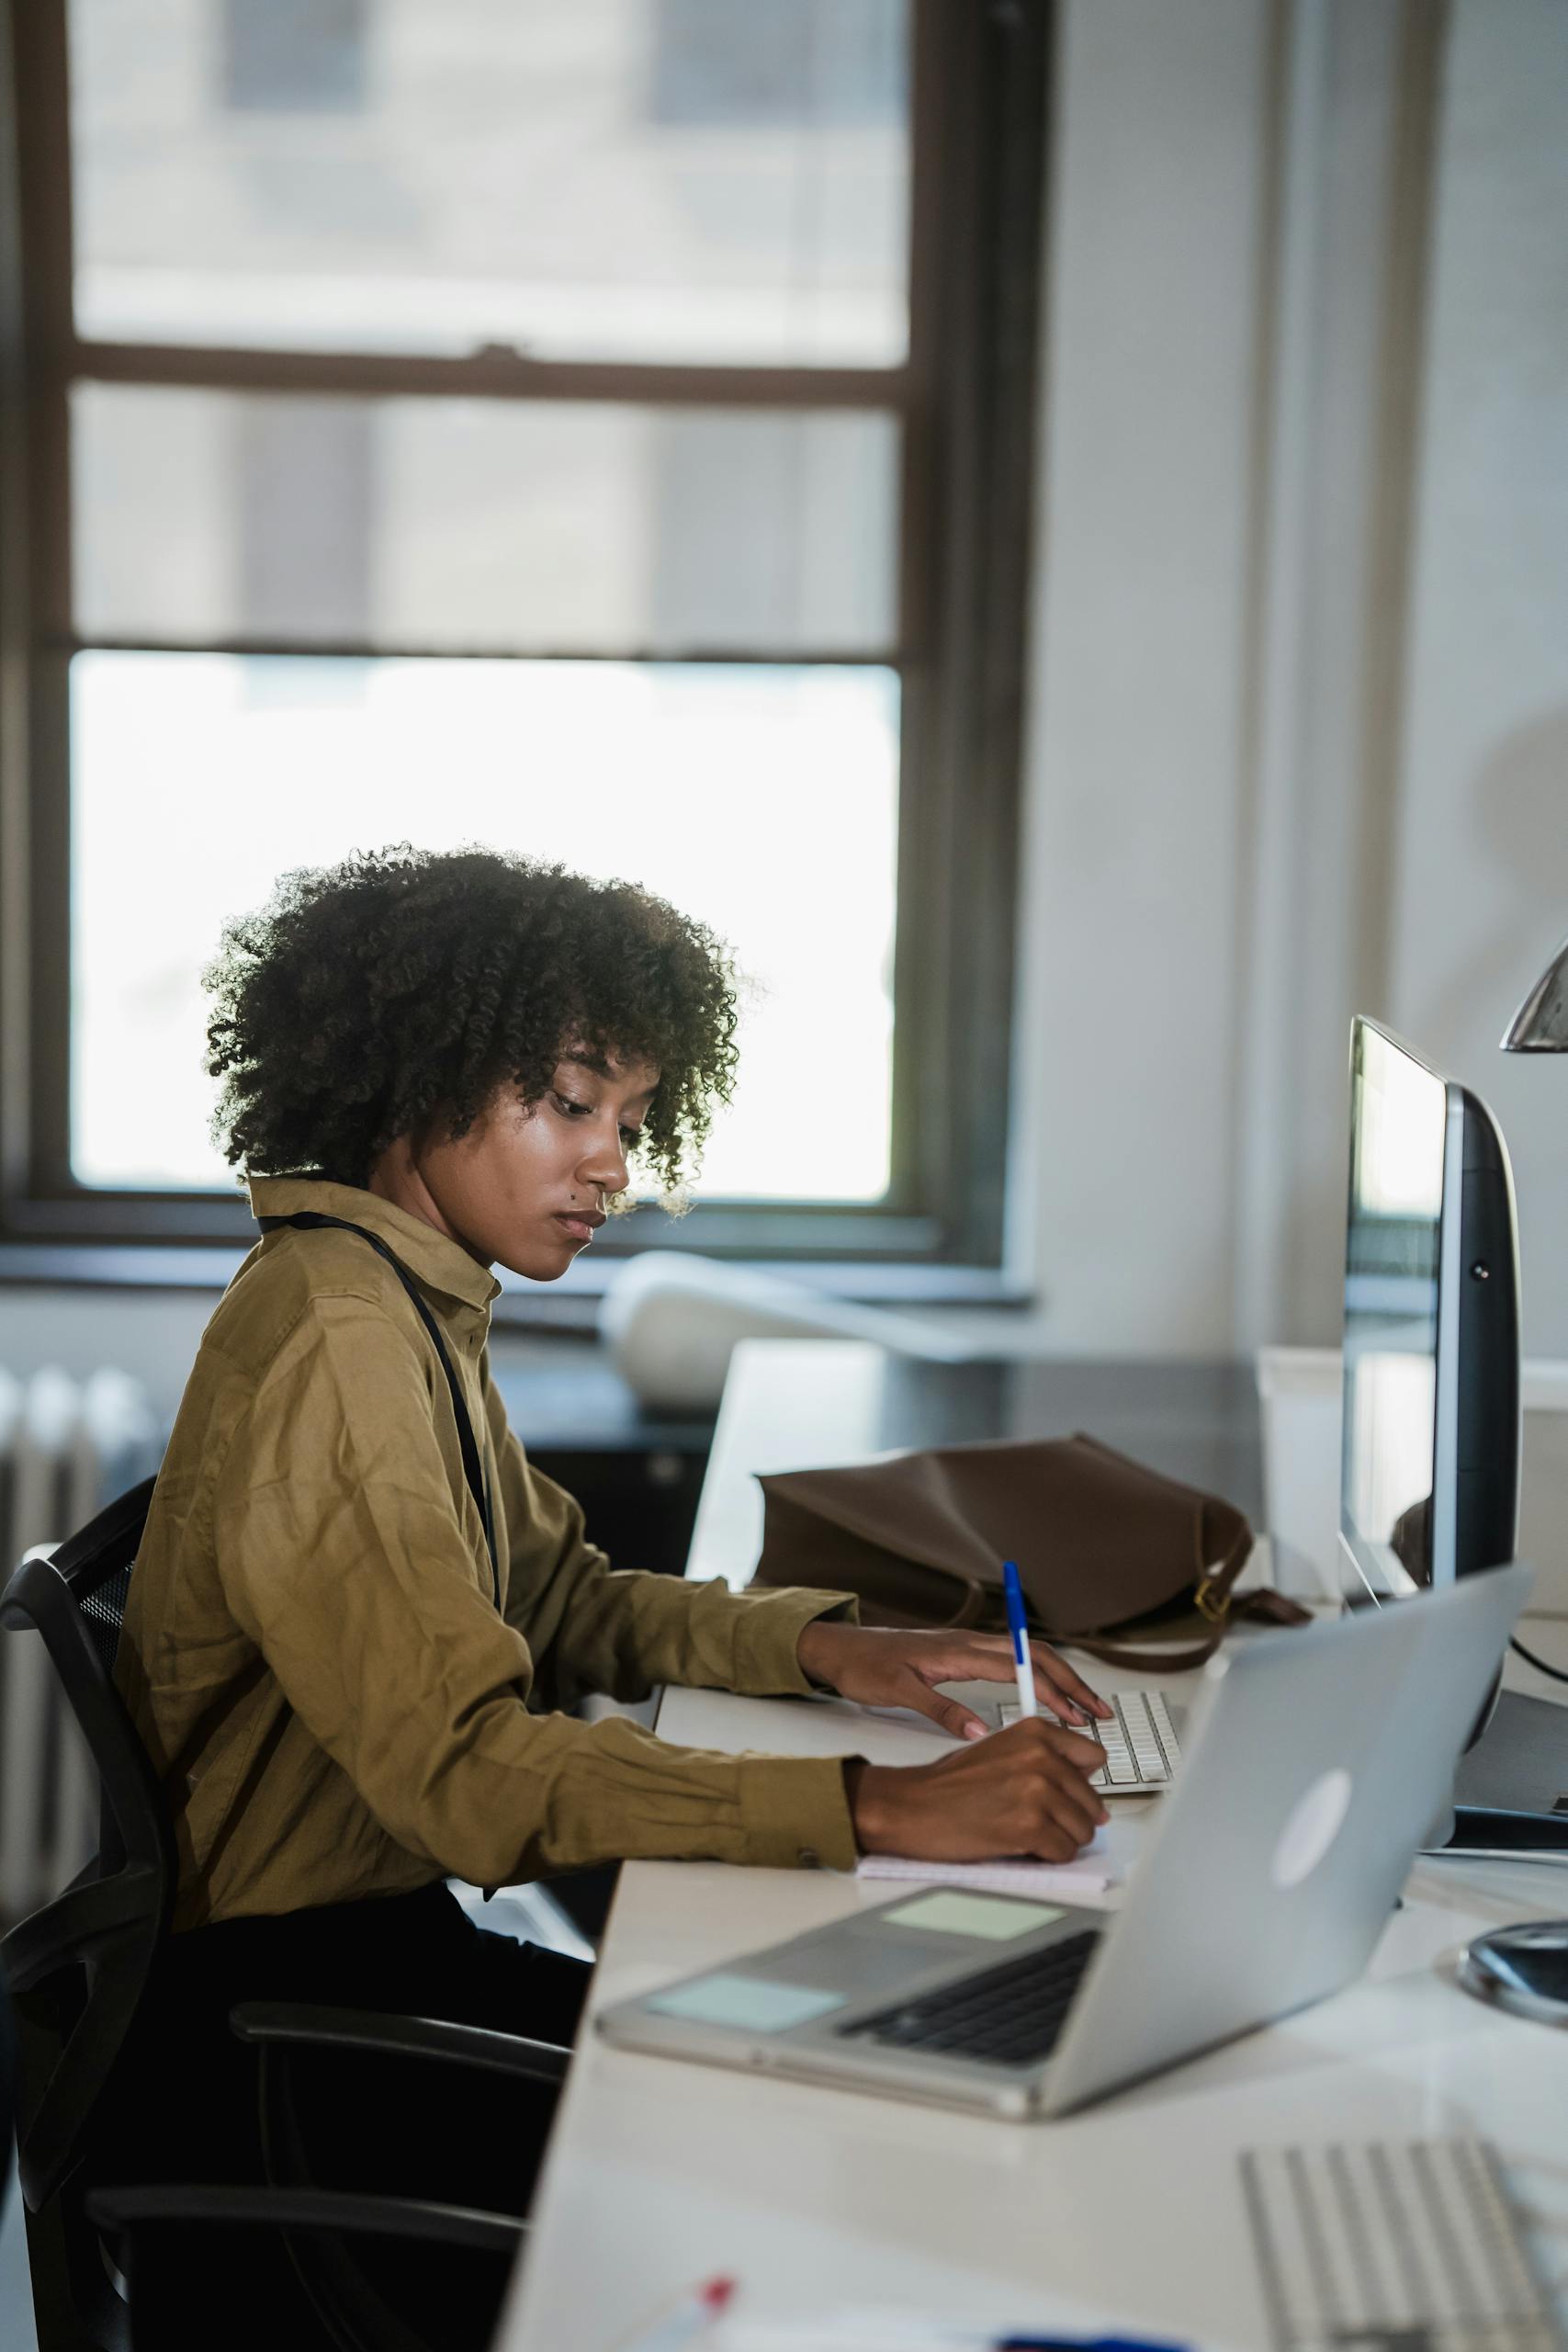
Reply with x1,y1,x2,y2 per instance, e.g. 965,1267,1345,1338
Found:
1440,1690,1568,1855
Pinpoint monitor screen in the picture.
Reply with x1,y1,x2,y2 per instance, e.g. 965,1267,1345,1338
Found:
1340,1021,1449,1599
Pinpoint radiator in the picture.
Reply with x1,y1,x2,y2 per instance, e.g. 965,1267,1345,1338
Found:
0,1367,164,1927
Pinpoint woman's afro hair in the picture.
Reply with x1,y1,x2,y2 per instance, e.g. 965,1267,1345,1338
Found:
204,844,739,1199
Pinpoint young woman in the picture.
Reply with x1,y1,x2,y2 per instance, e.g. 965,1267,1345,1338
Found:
107,846,1109,2343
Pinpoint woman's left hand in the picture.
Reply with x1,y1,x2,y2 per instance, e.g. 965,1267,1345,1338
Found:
795,1620,1112,1742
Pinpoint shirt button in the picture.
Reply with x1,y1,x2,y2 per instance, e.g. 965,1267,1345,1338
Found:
796,1846,819,1869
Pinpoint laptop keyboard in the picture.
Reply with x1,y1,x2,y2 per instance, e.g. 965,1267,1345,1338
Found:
840,1928,1102,2068
999,1689,1182,1790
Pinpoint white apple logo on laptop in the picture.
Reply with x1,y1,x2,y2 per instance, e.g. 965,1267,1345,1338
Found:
1271,1768,1355,1890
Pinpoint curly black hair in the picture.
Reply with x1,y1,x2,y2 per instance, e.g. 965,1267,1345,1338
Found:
204,845,739,1198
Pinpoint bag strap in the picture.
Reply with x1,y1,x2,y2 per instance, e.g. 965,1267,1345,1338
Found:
1066,1589,1313,1671
258,1211,500,1608
1067,1624,1226,1673
1040,1519,1310,1672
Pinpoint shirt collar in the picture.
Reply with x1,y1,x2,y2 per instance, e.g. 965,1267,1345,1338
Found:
247,1177,502,1312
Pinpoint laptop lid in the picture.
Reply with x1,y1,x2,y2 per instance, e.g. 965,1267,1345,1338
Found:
1040,1561,1533,2115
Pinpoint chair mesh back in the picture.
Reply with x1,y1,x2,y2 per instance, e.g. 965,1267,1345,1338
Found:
78,1565,133,1678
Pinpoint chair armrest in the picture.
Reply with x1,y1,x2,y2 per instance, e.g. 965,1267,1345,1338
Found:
229,2002,570,2087
85,2183,522,2259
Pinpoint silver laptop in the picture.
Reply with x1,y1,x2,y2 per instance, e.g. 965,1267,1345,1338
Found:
598,1564,1531,2120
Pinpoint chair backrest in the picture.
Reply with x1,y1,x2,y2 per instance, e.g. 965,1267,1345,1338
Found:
0,1476,174,2213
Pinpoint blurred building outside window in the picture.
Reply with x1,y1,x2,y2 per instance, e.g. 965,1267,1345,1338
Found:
73,0,904,1207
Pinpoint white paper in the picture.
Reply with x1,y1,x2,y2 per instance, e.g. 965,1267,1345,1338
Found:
718,2305,1189,2350
718,2318,990,2350
855,1829,1116,1901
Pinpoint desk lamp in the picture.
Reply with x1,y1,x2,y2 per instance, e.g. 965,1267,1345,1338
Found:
1501,932,1568,1050
1459,933,1568,2027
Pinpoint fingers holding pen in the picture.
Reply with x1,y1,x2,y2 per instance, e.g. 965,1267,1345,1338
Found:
850,1709,1110,1861
1000,1562,1111,1728
1000,1712,1110,1781
994,1715,1110,1838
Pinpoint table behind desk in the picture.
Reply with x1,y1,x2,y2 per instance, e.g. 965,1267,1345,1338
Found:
498,1342,1568,2352
683,1345,1268,1597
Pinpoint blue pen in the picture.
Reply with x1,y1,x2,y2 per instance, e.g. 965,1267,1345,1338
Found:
1001,1560,1036,1723
998,2337,1189,2350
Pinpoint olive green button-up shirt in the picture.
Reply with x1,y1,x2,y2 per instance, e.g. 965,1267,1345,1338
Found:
116,1178,862,1930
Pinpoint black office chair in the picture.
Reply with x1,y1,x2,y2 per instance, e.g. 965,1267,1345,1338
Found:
0,1477,570,2352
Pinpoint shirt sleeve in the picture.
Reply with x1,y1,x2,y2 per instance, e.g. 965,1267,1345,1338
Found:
213,1292,861,1884
480,1355,860,1714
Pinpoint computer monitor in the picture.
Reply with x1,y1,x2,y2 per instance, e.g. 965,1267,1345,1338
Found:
1337,1019,1568,1850
1338,1016,1520,1610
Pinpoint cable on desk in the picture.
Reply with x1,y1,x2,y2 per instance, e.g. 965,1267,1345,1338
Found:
1508,1634,1568,1686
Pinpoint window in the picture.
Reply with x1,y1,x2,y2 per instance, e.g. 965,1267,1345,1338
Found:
1,0,1047,1270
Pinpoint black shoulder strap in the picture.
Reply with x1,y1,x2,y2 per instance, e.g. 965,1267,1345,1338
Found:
258,1211,499,1606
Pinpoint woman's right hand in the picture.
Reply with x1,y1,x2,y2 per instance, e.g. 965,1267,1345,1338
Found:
847,1717,1109,1864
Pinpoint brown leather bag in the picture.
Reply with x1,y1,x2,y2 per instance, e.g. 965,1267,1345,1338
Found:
753,1432,1309,1669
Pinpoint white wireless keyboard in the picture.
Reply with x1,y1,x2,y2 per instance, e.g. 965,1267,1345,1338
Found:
998,1688,1182,1791
1240,2139,1561,2351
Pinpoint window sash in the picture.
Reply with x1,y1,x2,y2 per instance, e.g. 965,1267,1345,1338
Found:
1,0,1049,1268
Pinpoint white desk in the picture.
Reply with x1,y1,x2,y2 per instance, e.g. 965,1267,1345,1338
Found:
499,1343,1568,2352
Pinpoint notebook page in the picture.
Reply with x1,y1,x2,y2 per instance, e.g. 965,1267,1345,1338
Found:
855,1832,1116,1901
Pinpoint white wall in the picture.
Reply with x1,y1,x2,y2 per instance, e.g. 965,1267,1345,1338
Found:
1010,0,1568,1363
1005,0,1272,1356
0,1288,216,1425
1383,0,1568,1361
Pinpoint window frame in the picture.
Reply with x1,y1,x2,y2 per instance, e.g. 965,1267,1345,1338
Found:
0,0,1050,1270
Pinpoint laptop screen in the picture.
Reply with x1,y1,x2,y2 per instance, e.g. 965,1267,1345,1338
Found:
1340,1020,1447,1599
